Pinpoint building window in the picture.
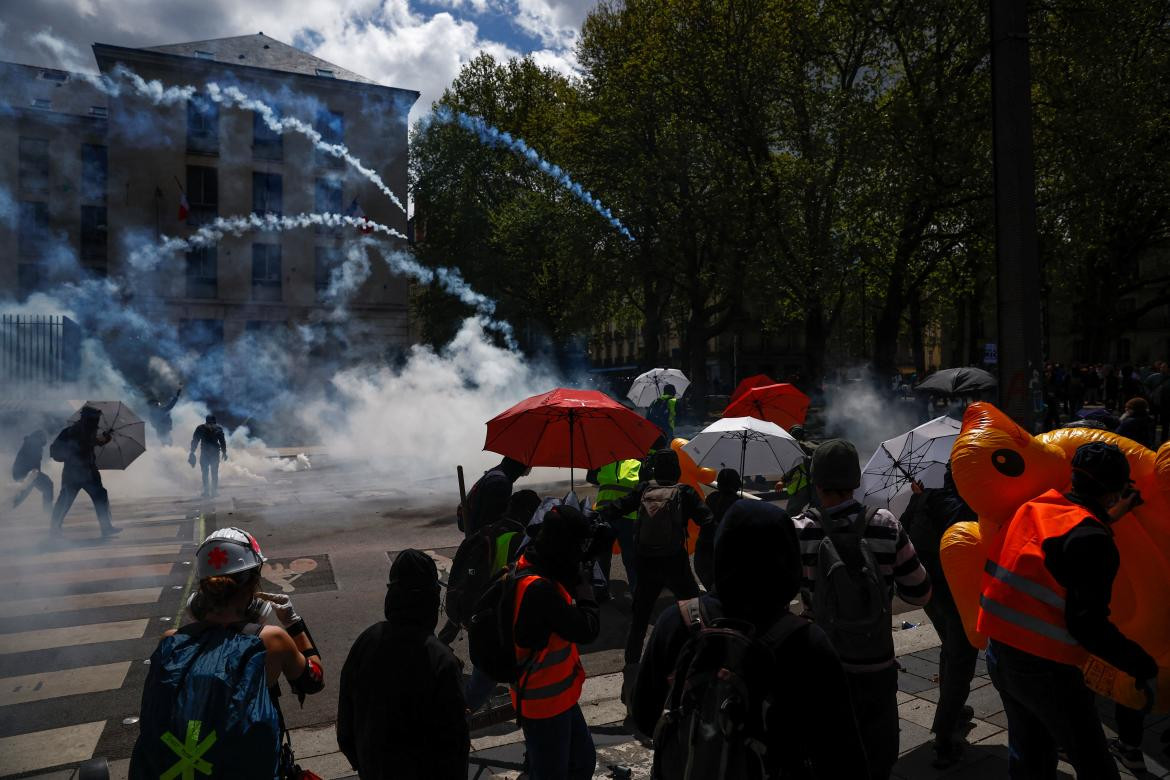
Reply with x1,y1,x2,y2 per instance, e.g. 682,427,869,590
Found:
187,96,219,155
18,201,49,259
314,109,344,168
315,68,335,78
252,243,282,301
31,98,51,110
89,105,108,118
40,70,68,83
18,137,49,195
314,177,342,234
195,50,215,60
186,165,218,226
253,108,283,160
252,172,283,217
80,205,107,268
81,144,107,204
186,246,218,299
315,246,344,298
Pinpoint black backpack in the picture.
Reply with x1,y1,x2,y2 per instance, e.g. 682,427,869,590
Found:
446,518,523,627
637,484,688,557
467,566,523,684
807,506,893,665
647,397,672,434
652,599,808,780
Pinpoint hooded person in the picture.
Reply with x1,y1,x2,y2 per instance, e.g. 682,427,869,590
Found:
693,468,742,590
631,500,869,776
461,456,530,536
510,505,601,780
50,405,118,536
337,549,469,779
603,449,713,704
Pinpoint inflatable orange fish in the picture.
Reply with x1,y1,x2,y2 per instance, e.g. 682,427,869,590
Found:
943,402,1170,711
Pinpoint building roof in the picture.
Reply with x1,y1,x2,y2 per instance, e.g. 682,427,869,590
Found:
143,33,382,87
0,61,107,120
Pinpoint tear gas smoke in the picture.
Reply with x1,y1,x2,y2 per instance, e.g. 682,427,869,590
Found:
820,377,935,464
87,65,407,215
429,107,635,241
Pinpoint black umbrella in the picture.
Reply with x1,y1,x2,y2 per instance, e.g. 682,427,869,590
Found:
914,367,998,396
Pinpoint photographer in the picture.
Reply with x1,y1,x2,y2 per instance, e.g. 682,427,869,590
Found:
602,449,712,708
980,442,1156,778
511,505,602,780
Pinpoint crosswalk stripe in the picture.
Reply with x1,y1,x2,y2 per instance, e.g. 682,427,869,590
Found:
0,562,173,587
0,618,149,654
0,543,182,567
0,587,163,618
4,523,182,542
3,512,185,530
0,660,131,706
0,720,105,775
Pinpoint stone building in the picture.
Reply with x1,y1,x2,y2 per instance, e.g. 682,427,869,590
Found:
1,33,417,411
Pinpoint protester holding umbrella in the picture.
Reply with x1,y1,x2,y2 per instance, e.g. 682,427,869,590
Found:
627,368,689,409
50,405,119,537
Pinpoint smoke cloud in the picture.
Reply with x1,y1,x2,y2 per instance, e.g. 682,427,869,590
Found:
428,106,635,241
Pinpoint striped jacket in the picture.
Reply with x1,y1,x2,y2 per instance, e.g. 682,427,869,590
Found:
791,500,932,670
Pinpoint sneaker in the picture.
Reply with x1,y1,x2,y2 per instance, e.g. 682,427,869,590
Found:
960,704,975,723
1108,738,1147,772
101,526,123,537
931,739,965,769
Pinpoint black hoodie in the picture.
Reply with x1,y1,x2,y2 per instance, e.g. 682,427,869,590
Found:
632,501,868,778
337,550,469,779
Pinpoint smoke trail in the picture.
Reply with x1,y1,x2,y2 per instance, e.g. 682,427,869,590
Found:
430,106,634,241
86,65,407,214
129,210,513,344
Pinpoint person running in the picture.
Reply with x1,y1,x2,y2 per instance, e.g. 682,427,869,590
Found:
791,439,931,780
632,500,869,777
50,406,119,537
130,528,325,778
190,415,228,498
511,505,600,780
979,442,1156,779
900,466,979,767
602,449,713,707
337,549,469,779
11,430,52,515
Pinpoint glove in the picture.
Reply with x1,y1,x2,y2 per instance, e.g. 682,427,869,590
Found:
256,592,302,629
188,452,196,467
222,451,229,462
247,597,283,628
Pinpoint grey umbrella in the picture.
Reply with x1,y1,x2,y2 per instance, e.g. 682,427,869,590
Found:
914,367,997,396
67,401,147,470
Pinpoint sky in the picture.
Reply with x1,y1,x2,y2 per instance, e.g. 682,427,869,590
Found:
0,0,598,120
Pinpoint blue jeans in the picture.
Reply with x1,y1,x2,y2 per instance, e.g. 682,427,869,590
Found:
986,640,1119,780
520,703,596,780
466,665,496,713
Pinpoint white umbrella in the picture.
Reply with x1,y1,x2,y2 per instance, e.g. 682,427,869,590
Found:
67,401,146,470
682,416,805,480
627,368,690,408
858,415,962,518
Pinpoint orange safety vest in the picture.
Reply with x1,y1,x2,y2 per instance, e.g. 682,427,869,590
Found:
510,556,586,719
977,489,1096,667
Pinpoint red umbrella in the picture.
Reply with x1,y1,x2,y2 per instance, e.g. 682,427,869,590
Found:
484,388,662,486
722,383,810,430
729,374,776,403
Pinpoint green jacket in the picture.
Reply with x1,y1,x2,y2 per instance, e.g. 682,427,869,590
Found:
593,459,642,520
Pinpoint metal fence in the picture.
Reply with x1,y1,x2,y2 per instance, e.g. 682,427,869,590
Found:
0,314,81,384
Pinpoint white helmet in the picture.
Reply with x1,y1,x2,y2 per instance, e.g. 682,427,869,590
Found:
196,527,266,579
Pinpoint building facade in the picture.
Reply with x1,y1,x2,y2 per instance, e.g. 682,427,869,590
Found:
1,33,417,411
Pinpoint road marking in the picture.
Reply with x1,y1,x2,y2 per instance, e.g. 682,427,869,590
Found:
5,522,182,541
0,661,131,706
0,543,182,567
0,720,105,775
0,562,174,586
0,618,149,654
0,587,163,618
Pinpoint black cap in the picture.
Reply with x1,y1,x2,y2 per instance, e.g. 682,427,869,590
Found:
663,384,676,396
811,439,861,491
716,468,742,493
1071,442,1131,495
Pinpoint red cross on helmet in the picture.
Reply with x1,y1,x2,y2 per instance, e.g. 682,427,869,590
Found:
195,527,266,579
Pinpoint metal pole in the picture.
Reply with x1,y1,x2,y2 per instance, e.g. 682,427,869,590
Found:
991,0,1044,429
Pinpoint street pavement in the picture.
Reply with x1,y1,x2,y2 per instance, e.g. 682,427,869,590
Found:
1,459,1167,778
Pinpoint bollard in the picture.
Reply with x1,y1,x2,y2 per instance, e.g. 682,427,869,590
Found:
78,757,109,780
